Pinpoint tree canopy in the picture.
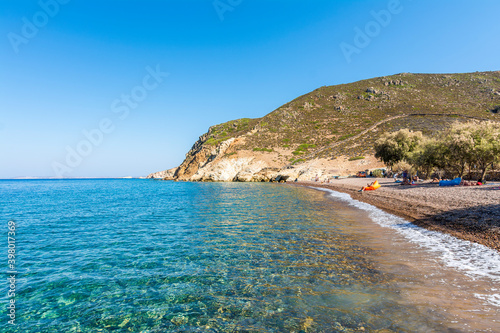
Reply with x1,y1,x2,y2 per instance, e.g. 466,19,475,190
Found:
374,129,423,168
374,121,500,180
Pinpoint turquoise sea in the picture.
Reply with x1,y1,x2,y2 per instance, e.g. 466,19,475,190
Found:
1,179,499,332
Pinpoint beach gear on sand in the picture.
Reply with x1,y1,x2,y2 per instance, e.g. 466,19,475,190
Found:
439,177,462,187
363,180,381,191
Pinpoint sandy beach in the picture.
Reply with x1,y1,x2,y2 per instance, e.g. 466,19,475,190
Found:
293,178,500,252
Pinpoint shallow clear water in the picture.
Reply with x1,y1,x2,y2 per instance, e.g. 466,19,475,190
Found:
0,180,498,332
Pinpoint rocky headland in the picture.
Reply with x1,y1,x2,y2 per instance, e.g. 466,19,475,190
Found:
148,71,500,182
146,167,177,180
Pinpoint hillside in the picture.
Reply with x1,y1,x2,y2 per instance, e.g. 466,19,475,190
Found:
148,71,500,181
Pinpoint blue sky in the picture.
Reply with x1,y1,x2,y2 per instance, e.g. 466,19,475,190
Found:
1,0,499,178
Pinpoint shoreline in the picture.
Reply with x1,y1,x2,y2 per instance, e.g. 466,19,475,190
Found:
291,178,500,252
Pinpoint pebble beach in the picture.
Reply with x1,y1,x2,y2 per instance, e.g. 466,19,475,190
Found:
294,178,500,251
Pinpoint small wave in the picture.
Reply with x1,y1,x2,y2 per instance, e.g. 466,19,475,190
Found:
475,293,500,308
312,187,500,307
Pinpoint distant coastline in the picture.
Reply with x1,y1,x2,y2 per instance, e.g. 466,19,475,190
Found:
1,177,147,180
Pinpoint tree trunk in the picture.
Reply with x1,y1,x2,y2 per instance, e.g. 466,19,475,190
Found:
479,163,495,183
479,168,487,183
459,163,466,178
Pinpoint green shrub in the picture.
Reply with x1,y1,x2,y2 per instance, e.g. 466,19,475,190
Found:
338,133,355,141
291,159,305,165
253,148,273,152
348,156,365,161
296,144,316,151
292,143,316,156
205,138,220,146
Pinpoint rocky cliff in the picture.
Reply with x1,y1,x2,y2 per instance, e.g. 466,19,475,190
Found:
146,167,177,179
149,72,500,182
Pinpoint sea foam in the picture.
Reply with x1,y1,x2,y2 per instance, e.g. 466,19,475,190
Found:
313,187,500,307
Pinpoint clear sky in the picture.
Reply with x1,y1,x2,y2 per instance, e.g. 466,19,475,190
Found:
1,0,499,178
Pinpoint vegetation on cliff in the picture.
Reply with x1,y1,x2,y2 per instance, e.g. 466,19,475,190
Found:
160,71,500,181
198,71,499,163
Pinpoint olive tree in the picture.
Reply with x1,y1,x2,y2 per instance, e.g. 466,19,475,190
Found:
440,123,475,178
468,121,500,182
374,129,423,169
409,138,446,179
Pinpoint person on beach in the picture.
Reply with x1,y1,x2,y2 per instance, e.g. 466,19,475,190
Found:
401,170,413,185
402,170,408,184
359,181,376,192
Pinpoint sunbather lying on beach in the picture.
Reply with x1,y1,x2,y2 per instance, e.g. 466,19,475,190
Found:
461,180,483,186
358,181,376,192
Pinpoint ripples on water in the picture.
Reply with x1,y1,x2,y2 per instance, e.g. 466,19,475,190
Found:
0,180,497,332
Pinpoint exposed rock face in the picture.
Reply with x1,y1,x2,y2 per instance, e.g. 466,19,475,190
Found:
175,135,236,181
173,132,211,180
146,167,178,179
175,134,283,182
366,87,380,94
234,167,280,182
384,79,407,86
150,124,385,182
192,157,267,182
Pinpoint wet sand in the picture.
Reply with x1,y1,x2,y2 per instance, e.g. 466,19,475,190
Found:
292,178,500,252
319,197,500,331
